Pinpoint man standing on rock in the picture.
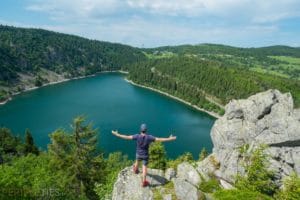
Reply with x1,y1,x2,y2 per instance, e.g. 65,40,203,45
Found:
112,123,176,187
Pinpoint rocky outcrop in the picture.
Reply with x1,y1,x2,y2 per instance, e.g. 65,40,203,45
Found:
210,89,300,183
112,164,204,200
112,167,153,200
112,89,300,199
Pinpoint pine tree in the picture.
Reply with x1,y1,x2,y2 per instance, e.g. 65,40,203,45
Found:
148,142,167,170
24,129,39,155
48,116,105,199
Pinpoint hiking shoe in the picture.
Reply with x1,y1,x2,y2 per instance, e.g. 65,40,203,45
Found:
142,180,150,187
133,165,139,174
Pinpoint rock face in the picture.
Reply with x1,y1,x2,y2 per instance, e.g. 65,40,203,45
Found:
112,167,167,200
112,90,300,199
165,168,176,181
211,89,300,183
177,162,201,186
172,178,203,200
112,167,154,200
112,165,202,200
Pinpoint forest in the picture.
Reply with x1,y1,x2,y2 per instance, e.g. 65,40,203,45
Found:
128,57,300,115
1,25,299,117
0,25,146,86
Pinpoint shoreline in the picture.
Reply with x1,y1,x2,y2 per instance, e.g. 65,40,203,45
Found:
0,70,221,119
124,78,221,119
0,70,127,105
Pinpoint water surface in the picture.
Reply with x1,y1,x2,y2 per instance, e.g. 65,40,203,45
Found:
0,73,215,159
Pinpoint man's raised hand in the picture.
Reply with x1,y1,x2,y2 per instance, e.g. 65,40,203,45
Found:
112,130,118,135
169,134,177,140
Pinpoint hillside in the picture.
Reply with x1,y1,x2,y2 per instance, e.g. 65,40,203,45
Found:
0,25,146,101
143,44,300,79
128,57,300,115
1,25,300,117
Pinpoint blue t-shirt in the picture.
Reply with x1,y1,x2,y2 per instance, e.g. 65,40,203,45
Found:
132,133,156,158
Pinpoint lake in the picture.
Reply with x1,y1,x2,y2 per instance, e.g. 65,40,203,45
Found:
0,73,215,159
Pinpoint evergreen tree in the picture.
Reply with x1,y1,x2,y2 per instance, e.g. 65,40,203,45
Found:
236,145,277,196
48,116,105,199
24,129,39,155
148,142,167,170
0,127,24,161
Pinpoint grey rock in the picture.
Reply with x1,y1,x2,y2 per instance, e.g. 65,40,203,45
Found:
210,89,300,184
112,167,167,200
197,154,218,181
173,178,203,200
147,168,167,186
163,194,172,200
165,168,176,181
112,167,153,200
177,162,201,186
220,179,234,189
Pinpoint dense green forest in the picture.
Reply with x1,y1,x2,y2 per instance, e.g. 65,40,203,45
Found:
0,25,146,100
1,25,300,115
143,44,300,79
128,57,300,114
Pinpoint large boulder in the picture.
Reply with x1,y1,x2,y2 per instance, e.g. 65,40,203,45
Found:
112,167,167,200
112,167,153,200
210,89,300,183
172,178,204,200
197,154,219,181
177,162,201,186
165,168,176,181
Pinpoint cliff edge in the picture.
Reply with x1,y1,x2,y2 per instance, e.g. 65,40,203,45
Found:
112,89,300,200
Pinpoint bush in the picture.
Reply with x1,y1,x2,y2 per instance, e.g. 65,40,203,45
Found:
199,147,208,161
167,152,194,169
0,154,71,199
236,145,277,196
275,173,300,200
199,178,221,193
214,189,273,200
149,142,167,170
95,152,132,200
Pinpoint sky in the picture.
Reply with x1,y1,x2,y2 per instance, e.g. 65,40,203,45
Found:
0,0,300,48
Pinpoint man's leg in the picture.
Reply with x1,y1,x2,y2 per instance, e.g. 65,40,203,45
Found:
142,164,147,182
142,159,150,187
133,160,139,174
134,160,139,169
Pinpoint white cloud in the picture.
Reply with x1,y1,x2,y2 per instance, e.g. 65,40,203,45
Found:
127,0,205,16
26,0,300,22
16,0,300,47
26,0,127,22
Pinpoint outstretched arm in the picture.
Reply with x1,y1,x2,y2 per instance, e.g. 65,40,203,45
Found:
111,130,133,140
155,134,177,142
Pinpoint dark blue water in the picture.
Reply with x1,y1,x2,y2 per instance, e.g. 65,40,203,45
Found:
0,73,215,159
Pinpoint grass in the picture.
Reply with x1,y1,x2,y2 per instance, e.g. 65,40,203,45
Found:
250,67,289,78
214,189,273,200
270,56,300,65
143,51,177,59
199,178,221,193
152,181,178,200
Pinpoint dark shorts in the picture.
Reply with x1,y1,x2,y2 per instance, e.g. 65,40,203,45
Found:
136,155,149,166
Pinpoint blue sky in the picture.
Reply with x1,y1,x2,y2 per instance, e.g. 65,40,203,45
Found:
1,0,300,48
